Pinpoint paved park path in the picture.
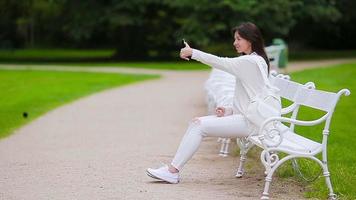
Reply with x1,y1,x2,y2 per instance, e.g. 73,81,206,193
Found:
0,58,355,200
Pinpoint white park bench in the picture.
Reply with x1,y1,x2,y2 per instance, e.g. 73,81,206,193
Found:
204,69,350,199
243,74,350,199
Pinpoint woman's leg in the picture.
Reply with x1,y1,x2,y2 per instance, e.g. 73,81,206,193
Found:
171,114,249,171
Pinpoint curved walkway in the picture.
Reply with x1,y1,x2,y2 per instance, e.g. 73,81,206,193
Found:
0,58,355,200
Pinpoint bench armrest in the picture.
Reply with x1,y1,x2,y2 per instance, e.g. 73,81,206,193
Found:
260,114,329,131
280,103,298,115
253,114,329,148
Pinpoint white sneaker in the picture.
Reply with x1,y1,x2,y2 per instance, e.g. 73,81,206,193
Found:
146,165,180,184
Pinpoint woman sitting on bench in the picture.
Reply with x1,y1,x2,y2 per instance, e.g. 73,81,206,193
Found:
146,22,281,184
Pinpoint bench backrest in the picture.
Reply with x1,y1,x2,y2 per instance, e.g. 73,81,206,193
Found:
269,74,313,102
269,73,350,135
271,73,349,113
294,87,349,113
269,73,315,130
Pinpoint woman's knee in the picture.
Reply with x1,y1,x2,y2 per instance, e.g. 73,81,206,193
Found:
190,117,202,125
187,117,206,137
190,115,216,124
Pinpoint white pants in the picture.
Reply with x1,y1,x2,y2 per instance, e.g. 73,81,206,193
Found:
171,114,250,171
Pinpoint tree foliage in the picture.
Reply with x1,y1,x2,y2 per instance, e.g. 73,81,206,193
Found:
0,0,353,59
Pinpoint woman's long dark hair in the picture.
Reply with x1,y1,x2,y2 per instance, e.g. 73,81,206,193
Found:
232,22,270,73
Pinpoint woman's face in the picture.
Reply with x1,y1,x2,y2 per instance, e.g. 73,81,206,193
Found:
233,31,252,54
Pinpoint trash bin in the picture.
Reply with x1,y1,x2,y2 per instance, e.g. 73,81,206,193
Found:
272,38,288,69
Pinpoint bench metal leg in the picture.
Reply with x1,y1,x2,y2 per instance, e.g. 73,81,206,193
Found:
309,158,337,199
219,138,230,157
259,152,339,200
259,151,290,199
223,138,231,155
260,151,278,199
218,137,224,155
236,151,247,177
261,176,272,199
323,170,337,200
236,137,253,178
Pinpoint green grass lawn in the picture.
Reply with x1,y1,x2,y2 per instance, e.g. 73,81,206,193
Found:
0,49,208,70
0,61,208,70
60,61,208,70
0,69,159,138
276,63,356,199
289,50,356,61
0,49,115,60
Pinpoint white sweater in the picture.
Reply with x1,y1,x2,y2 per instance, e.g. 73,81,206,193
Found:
192,49,278,116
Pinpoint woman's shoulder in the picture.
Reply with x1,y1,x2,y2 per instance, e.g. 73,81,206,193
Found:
235,54,262,65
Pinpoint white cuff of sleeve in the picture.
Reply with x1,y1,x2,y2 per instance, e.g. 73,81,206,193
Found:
224,106,234,116
191,49,200,60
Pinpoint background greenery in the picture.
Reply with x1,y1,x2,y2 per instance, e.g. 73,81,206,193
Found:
1,0,355,60
0,69,158,138
0,49,115,61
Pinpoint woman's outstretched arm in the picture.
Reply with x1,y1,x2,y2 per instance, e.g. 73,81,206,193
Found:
180,41,252,77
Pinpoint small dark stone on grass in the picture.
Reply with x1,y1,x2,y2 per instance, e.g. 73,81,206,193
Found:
23,112,28,118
